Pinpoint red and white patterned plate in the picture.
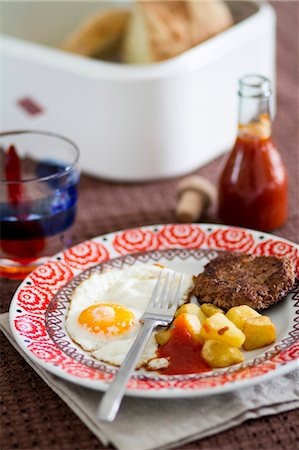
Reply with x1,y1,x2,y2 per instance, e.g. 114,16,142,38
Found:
9,224,299,398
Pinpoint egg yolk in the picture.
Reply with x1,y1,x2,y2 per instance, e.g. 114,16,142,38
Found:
78,303,135,336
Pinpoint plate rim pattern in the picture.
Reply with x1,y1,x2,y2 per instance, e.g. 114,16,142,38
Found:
9,223,299,397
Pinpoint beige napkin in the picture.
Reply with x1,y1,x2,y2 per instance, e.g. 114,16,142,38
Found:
1,312,298,450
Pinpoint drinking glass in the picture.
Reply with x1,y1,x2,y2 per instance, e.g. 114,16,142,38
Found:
0,130,80,279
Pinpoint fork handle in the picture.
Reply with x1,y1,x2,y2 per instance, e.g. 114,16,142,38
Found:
97,319,158,422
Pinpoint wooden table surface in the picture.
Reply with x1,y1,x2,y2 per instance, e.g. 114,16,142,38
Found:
1,2,298,449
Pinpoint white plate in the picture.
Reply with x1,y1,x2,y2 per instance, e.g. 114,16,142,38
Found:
9,224,299,398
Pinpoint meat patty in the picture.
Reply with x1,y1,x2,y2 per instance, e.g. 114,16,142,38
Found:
191,253,295,311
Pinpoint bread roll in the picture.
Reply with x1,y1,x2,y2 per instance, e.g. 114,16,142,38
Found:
122,0,233,64
189,0,234,45
60,9,130,58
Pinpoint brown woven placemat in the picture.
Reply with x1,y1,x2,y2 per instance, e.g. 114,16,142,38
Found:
1,2,299,449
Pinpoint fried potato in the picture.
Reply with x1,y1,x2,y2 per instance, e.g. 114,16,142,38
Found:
201,303,224,317
175,303,206,323
155,329,172,346
173,313,202,343
201,339,245,368
243,316,276,351
226,305,260,331
200,312,245,348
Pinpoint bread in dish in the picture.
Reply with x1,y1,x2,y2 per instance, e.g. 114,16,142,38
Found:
122,0,233,63
60,8,130,58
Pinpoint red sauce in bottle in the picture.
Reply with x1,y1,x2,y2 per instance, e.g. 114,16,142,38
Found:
219,132,288,231
218,76,288,231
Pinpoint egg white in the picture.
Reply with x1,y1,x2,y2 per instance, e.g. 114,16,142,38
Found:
65,264,194,367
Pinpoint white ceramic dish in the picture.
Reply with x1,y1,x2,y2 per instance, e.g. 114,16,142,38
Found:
9,224,298,398
1,1,276,181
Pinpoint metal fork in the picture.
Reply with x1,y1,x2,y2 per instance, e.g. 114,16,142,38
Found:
97,271,184,422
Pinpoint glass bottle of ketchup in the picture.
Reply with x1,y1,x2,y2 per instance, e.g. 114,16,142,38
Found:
219,75,288,231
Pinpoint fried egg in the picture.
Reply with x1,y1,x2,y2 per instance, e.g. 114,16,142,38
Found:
65,265,194,367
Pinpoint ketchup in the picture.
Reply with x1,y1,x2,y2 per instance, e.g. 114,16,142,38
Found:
157,315,210,375
219,76,288,231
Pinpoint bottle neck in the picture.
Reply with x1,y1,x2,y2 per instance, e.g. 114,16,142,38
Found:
237,75,272,140
238,95,272,139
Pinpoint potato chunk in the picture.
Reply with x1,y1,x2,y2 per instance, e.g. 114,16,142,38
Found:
173,313,202,342
200,312,245,348
175,303,206,323
201,303,224,317
226,305,260,331
243,316,276,351
202,340,245,368
155,329,172,346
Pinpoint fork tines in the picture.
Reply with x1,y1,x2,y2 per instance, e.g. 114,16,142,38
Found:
148,271,184,312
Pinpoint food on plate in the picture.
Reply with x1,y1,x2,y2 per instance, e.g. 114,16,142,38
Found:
157,310,210,375
65,265,193,368
191,253,295,310
175,302,206,323
199,312,246,348
155,328,172,346
60,9,130,58
66,252,288,374
225,305,276,351
226,305,260,331
147,357,170,370
200,303,224,317
201,340,245,368
173,313,202,343
122,0,233,63
242,316,276,351
156,305,277,370
59,1,233,63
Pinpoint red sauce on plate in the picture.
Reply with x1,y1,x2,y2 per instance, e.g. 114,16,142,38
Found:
157,324,210,375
